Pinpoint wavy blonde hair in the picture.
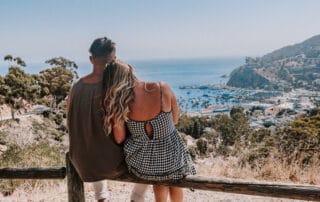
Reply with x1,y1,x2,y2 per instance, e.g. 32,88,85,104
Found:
102,61,137,135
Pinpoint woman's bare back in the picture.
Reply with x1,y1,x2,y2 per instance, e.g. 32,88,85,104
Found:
129,81,179,136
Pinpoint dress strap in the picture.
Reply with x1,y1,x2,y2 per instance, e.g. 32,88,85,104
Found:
159,82,163,111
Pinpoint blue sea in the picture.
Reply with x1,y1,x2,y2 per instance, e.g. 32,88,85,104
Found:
129,58,244,111
1,58,244,111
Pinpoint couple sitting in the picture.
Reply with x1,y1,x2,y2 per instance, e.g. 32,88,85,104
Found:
67,37,196,202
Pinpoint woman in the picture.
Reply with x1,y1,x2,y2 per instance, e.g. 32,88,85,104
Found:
102,61,196,202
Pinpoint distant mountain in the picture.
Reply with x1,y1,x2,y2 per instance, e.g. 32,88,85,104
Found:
227,34,320,91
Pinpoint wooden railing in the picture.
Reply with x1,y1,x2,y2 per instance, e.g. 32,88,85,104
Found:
0,153,320,201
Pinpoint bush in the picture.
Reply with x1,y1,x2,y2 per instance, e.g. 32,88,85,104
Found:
216,144,232,156
249,147,269,163
187,146,197,160
196,138,208,155
178,132,187,145
52,113,63,125
202,129,218,145
50,131,65,142
177,115,213,139
248,128,271,143
0,131,7,144
263,121,275,128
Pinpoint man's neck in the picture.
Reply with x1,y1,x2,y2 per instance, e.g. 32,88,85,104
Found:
81,64,105,83
92,64,105,77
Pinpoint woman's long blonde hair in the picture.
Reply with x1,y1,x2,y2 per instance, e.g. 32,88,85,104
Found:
102,61,137,135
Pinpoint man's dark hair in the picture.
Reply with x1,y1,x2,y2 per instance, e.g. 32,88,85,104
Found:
89,37,116,58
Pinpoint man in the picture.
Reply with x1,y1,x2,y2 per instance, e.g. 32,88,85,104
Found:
67,37,148,202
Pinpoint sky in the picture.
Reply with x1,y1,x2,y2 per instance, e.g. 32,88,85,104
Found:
1,0,320,65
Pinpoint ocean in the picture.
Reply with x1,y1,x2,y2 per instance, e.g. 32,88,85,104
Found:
1,58,244,111
131,58,244,111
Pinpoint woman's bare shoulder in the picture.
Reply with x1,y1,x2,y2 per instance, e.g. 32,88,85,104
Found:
159,81,173,93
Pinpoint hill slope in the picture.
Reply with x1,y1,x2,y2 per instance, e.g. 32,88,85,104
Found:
227,34,320,90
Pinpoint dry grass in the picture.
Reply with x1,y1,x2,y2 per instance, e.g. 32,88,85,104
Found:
1,152,318,201
195,155,320,185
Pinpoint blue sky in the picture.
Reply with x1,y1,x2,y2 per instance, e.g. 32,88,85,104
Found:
1,0,320,65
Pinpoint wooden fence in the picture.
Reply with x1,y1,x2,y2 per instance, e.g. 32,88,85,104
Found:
0,153,320,201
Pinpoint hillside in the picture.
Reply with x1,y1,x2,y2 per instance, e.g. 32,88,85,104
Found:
227,34,320,90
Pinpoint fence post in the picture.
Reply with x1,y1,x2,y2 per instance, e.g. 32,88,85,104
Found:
66,152,85,202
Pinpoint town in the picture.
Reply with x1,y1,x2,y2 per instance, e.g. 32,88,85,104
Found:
179,84,320,129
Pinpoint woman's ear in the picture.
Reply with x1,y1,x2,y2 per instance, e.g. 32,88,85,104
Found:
110,56,116,64
128,64,133,71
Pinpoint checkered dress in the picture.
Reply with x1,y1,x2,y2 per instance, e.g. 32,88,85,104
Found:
124,85,196,181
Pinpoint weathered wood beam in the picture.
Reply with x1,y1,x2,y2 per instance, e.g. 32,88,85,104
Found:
0,167,66,179
116,174,320,201
1,164,320,201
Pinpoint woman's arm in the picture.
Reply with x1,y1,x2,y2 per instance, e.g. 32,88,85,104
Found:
162,82,179,124
112,118,126,144
171,92,179,125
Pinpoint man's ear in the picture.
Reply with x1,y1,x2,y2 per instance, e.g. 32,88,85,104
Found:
89,56,94,64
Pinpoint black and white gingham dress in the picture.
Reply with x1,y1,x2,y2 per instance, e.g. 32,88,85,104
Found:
124,85,196,181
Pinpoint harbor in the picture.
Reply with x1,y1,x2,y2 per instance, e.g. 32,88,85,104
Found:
179,84,320,128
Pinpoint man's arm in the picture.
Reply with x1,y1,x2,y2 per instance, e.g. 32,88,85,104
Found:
66,92,71,128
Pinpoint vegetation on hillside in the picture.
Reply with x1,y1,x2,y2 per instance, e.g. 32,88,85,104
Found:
178,107,320,173
227,34,320,90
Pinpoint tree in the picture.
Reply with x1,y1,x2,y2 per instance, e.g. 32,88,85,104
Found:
4,55,26,67
4,54,13,62
1,65,39,119
1,55,39,119
277,114,320,165
213,108,250,147
37,57,78,107
38,67,74,107
45,57,78,80
13,57,26,67
192,120,201,139
214,114,236,146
